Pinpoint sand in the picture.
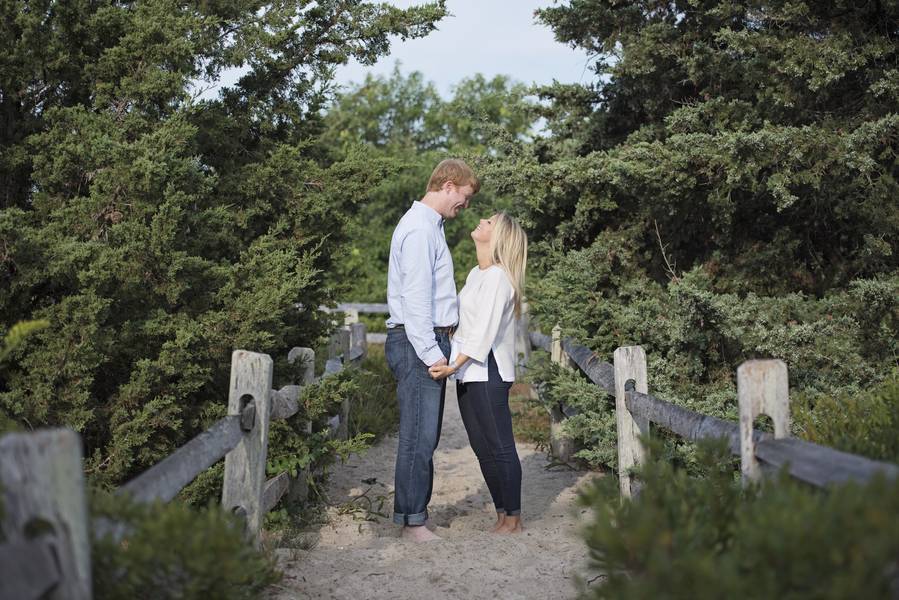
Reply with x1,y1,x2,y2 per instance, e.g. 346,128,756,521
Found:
266,382,601,600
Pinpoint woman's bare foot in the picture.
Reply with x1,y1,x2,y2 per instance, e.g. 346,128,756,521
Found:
402,525,441,543
493,515,522,534
490,511,506,533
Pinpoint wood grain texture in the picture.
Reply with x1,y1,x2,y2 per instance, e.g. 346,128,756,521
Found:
738,360,790,484
262,472,291,514
271,385,301,421
755,437,899,487
121,416,242,504
562,339,615,395
614,347,649,499
529,330,551,352
222,350,274,545
0,538,59,600
0,429,91,599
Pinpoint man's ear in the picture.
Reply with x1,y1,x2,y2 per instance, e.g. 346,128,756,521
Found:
441,180,455,194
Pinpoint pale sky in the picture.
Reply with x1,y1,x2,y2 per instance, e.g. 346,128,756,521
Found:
333,0,597,96
194,1,596,101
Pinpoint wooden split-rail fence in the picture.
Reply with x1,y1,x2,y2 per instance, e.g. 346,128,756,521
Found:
0,312,369,600
3,303,898,599
323,303,898,494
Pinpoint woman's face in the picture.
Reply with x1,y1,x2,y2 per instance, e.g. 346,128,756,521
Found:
471,214,498,244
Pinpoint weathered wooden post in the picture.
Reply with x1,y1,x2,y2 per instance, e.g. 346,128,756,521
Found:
349,322,367,363
222,350,273,545
327,324,351,367
286,347,316,503
549,325,576,462
0,428,91,600
288,346,315,390
327,327,353,441
614,346,649,499
738,359,790,485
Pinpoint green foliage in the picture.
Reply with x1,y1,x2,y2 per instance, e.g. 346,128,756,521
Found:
481,2,899,447
795,370,899,464
347,344,400,441
0,319,49,432
0,0,448,488
323,67,538,302
579,440,899,599
91,490,280,599
0,320,49,364
515,0,899,468
526,349,618,469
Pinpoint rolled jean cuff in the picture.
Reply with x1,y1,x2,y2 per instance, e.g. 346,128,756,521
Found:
504,509,521,517
393,509,428,526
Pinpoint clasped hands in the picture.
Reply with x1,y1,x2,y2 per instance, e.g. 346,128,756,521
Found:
428,358,456,380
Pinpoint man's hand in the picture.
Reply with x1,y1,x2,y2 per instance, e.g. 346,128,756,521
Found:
428,363,456,380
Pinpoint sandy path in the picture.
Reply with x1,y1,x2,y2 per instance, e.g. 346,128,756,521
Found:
267,383,600,600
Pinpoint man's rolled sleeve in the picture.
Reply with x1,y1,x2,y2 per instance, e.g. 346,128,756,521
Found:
398,229,444,366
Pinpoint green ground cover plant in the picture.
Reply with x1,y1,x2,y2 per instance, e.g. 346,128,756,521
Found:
92,490,280,600
578,440,899,600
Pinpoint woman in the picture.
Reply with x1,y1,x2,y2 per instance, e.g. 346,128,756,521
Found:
429,211,527,534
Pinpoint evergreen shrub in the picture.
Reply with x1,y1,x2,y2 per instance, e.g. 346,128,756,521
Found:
579,440,899,600
92,490,280,599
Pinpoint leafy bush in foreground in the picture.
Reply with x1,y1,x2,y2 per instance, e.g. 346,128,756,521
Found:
92,490,280,599
795,370,899,465
579,440,899,600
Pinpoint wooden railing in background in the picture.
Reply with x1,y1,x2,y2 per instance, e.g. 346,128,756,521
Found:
4,301,897,599
0,315,367,600
323,303,899,494
534,328,899,496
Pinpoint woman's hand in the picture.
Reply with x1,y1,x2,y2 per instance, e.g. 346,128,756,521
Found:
429,364,456,380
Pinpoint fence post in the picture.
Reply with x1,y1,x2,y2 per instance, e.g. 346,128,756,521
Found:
549,325,576,462
349,322,367,362
327,327,353,441
614,346,649,500
287,347,316,504
0,428,91,600
222,350,273,545
329,327,352,364
738,359,790,485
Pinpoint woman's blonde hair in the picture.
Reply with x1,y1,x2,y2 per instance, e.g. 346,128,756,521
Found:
490,212,528,318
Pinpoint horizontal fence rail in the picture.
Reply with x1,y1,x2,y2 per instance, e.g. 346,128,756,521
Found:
5,300,897,598
538,330,899,493
1,314,368,599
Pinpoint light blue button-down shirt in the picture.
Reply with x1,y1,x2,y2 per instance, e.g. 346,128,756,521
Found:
386,201,459,366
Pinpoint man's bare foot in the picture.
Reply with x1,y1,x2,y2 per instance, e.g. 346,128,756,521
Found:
402,525,441,542
493,515,522,534
490,512,506,533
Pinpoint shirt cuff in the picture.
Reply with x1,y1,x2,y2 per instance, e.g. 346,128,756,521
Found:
423,347,447,367
457,340,488,364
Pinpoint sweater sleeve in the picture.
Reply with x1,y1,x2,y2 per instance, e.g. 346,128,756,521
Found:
456,268,512,363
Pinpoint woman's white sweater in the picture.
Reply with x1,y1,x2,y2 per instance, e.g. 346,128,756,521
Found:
450,265,517,383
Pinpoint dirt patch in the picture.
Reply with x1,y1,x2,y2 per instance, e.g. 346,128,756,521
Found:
267,382,601,600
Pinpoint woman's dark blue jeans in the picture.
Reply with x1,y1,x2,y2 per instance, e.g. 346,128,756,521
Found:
385,327,451,526
456,352,522,516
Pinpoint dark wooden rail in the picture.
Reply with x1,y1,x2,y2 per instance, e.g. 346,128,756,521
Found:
0,318,367,600
540,329,899,494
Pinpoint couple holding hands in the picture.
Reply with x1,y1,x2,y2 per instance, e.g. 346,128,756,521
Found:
384,159,527,542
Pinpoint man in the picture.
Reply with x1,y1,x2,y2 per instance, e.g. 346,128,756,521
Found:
384,158,479,542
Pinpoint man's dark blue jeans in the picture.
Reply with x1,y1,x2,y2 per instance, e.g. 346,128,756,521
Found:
385,326,451,526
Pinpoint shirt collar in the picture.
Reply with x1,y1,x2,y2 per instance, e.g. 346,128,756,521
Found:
412,201,445,228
